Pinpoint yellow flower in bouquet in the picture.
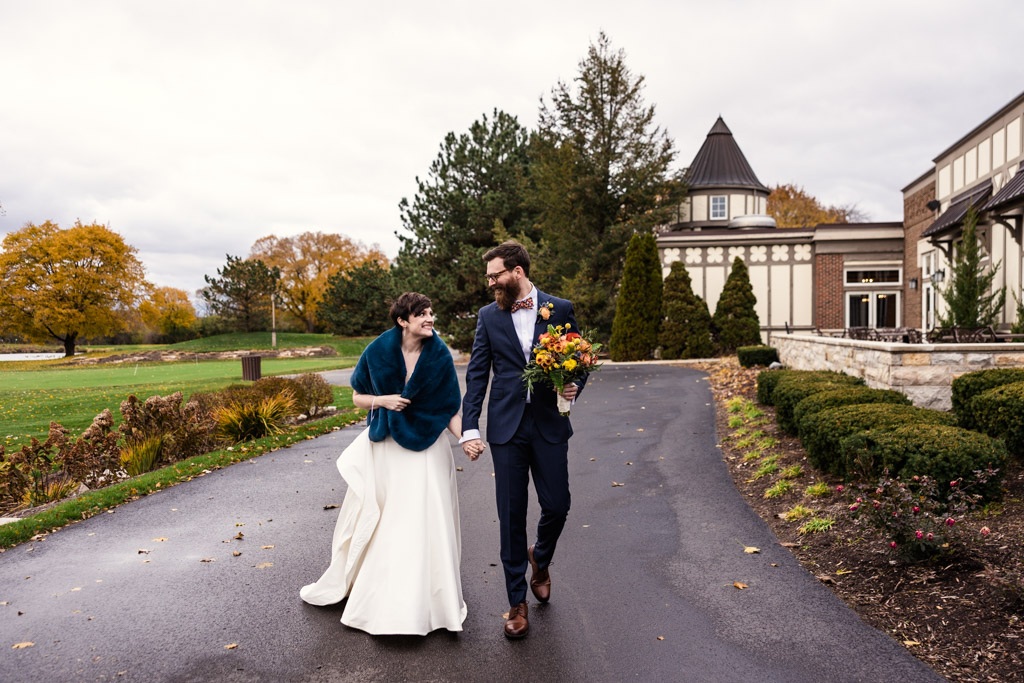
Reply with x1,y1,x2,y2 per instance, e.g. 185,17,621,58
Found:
522,324,603,415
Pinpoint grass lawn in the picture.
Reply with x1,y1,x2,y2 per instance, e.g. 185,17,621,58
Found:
1,357,357,449
168,332,372,356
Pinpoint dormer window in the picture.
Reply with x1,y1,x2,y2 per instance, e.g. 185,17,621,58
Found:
711,195,727,220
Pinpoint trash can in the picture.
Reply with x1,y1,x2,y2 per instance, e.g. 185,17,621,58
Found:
241,355,262,382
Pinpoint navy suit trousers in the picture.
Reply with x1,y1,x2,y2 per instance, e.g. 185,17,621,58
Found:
489,401,571,607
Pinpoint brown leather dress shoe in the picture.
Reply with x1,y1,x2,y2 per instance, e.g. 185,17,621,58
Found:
528,544,551,603
504,601,529,639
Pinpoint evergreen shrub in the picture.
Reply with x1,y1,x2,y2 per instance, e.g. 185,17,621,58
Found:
756,369,861,406
951,367,1024,430
801,404,956,478
774,377,866,434
840,424,1006,499
793,387,911,443
712,257,762,353
658,261,714,359
737,345,779,368
610,232,663,361
971,381,1024,459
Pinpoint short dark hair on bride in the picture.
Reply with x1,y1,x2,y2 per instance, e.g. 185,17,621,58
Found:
390,292,432,327
483,241,530,277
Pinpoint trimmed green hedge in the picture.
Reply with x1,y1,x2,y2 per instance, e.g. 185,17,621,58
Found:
773,375,867,435
793,387,912,444
951,367,1024,430
972,380,1024,459
756,369,862,407
801,403,956,477
840,424,1006,499
737,345,779,368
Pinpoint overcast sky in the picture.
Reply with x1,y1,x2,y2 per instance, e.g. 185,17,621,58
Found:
2,1,1022,299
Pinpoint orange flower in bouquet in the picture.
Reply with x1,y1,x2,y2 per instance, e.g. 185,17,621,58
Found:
522,324,602,415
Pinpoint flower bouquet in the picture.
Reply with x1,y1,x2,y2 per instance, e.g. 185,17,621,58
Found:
522,324,602,416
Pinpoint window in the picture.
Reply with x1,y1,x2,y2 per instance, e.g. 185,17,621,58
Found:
710,196,727,220
847,292,900,328
845,269,900,285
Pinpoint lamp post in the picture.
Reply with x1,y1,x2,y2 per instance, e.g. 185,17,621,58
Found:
271,291,277,349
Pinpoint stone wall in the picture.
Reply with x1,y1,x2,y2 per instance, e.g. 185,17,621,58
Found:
770,332,1024,410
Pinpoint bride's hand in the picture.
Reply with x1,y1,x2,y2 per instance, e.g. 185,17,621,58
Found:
375,395,411,411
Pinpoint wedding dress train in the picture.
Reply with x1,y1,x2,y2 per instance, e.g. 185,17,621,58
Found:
300,428,467,635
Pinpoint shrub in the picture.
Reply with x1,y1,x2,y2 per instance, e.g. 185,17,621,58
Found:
658,261,714,360
951,368,1024,430
121,435,165,477
849,469,995,562
215,392,297,442
793,387,911,443
756,369,861,406
801,404,956,478
292,373,334,417
712,257,761,353
119,392,218,464
841,424,1006,498
610,232,663,361
971,381,1024,459
737,345,779,368
774,377,866,435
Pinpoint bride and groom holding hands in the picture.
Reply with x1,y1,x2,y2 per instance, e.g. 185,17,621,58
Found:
300,241,587,639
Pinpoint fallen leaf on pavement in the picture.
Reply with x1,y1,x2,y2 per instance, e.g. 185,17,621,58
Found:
456,467,463,472
261,545,275,549
743,546,760,554
323,504,338,510
12,642,34,649
611,482,625,487
71,587,82,592
233,551,242,557
255,562,273,569
152,538,168,542
200,558,214,563
234,532,244,540
589,458,595,461
656,636,665,641
502,612,510,619
235,523,245,527
733,582,748,590
625,462,633,466
224,643,238,650
138,549,151,554
637,428,644,432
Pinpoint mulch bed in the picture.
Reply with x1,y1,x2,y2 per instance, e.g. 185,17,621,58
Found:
700,357,1024,683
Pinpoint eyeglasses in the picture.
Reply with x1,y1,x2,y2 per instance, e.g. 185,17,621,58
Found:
485,268,509,283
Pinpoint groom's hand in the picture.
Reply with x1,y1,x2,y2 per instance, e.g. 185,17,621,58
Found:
461,438,484,461
559,383,579,401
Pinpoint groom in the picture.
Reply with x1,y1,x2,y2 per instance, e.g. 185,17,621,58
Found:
460,241,586,639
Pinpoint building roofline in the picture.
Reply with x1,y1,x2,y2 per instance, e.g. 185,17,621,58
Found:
901,167,936,194
932,90,1024,163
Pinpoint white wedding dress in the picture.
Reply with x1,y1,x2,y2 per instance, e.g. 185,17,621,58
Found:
300,427,467,635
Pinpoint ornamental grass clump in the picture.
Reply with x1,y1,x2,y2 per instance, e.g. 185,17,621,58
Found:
215,392,297,443
847,469,994,562
120,435,164,477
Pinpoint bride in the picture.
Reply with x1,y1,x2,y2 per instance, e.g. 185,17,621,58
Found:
300,292,469,635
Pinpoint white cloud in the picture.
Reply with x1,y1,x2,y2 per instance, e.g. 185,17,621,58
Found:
1,0,1022,297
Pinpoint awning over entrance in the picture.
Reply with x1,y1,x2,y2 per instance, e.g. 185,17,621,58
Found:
922,180,992,238
983,161,1024,212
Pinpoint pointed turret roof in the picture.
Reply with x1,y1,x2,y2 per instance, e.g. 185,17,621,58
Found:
686,117,768,193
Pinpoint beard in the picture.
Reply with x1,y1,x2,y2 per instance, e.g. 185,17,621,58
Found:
491,284,518,311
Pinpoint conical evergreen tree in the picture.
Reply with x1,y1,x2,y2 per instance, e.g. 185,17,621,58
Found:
712,256,761,352
659,261,714,359
610,232,663,361
938,207,1005,329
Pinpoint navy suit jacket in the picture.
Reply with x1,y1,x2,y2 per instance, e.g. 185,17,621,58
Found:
462,290,587,445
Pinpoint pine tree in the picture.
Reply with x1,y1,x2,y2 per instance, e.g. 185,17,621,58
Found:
609,232,662,361
712,257,761,352
938,207,1005,329
659,262,714,359
317,261,396,336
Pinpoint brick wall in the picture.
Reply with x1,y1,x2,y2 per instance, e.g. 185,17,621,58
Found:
814,253,844,328
903,180,937,328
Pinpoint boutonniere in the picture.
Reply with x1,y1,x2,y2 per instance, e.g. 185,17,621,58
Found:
537,301,554,322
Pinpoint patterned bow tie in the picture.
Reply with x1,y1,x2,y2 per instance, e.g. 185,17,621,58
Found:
511,297,534,313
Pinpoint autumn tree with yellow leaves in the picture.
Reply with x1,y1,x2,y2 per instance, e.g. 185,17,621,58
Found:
0,221,149,356
139,286,198,342
766,184,867,228
249,231,387,333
